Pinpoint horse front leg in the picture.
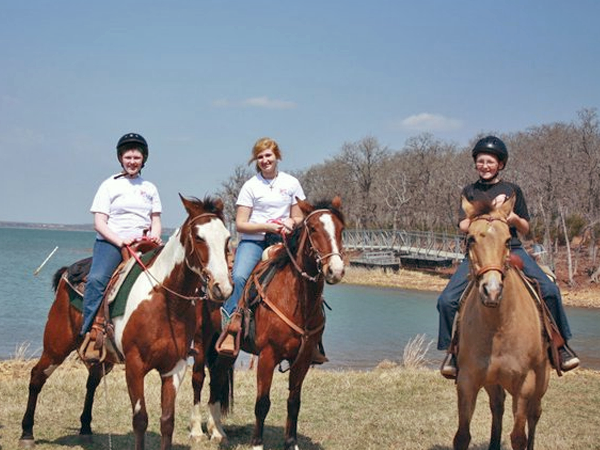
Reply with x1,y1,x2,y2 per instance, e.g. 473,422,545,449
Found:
79,362,114,439
159,360,187,450
453,377,480,450
285,352,312,450
484,384,505,450
125,362,149,450
252,347,278,450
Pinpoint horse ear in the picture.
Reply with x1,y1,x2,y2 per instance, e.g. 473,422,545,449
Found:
179,193,197,215
297,197,314,215
461,196,476,219
332,195,342,210
498,194,516,218
213,197,224,213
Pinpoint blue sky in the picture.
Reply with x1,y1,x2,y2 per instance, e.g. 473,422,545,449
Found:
1,1,599,228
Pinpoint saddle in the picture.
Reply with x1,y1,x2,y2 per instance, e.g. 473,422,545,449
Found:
75,241,162,365
448,270,570,378
215,255,280,358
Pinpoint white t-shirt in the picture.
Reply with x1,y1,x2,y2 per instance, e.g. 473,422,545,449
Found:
236,171,305,241
90,174,162,240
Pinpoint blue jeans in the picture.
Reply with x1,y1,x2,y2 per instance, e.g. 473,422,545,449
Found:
81,239,123,334
436,246,573,350
222,239,267,316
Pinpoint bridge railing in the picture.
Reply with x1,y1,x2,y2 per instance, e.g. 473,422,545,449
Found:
343,229,465,261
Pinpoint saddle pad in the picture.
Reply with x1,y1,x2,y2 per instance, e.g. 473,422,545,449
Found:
65,247,160,318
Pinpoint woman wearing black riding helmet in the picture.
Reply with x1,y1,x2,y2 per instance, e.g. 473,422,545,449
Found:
437,136,578,378
79,132,162,362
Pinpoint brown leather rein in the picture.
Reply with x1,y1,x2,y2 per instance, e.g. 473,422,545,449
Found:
282,208,343,282
125,212,222,304
468,215,511,279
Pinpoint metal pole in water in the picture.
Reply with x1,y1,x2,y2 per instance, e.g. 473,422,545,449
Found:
33,246,59,276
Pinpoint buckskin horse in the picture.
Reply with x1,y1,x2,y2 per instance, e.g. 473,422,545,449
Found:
19,195,233,450
189,197,345,450
453,195,550,450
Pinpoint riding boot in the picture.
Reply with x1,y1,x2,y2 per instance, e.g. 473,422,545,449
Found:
440,352,457,379
311,339,329,365
216,310,242,357
78,321,107,365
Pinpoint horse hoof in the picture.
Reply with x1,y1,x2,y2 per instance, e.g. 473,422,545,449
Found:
210,435,227,445
189,432,208,443
18,438,36,449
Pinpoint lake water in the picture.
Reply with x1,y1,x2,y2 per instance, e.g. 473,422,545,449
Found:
1,227,599,370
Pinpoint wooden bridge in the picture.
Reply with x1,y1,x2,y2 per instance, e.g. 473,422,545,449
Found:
343,229,465,269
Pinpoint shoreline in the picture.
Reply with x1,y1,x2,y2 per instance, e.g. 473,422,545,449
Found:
342,266,600,309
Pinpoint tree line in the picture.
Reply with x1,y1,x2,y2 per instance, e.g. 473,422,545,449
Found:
218,108,600,285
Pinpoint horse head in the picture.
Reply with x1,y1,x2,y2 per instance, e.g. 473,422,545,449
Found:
297,196,346,284
462,195,515,308
179,194,233,302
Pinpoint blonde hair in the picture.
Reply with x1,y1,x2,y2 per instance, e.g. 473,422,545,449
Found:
249,137,282,172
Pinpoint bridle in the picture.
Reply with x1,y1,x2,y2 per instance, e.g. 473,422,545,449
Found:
125,212,224,304
183,212,229,302
283,209,344,282
468,215,511,280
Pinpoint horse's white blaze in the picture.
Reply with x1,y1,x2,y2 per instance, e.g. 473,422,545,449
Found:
162,359,187,392
194,219,233,299
43,364,58,377
319,214,344,278
207,402,227,441
113,230,186,353
189,404,204,440
134,399,142,415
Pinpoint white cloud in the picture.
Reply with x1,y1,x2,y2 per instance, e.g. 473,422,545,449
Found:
391,113,463,132
212,96,296,110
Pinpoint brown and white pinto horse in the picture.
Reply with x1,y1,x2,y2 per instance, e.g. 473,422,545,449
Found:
454,196,550,450
19,195,233,450
189,197,345,450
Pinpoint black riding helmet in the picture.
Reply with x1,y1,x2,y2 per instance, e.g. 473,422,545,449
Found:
116,133,149,164
472,136,508,168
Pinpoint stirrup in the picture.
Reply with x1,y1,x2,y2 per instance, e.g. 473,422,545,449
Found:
215,312,242,358
78,332,107,365
440,352,457,379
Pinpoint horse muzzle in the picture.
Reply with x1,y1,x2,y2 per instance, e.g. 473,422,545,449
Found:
324,255,345,285
478,275,503,308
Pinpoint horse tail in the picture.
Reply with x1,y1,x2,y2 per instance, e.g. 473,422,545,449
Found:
52,267,68,292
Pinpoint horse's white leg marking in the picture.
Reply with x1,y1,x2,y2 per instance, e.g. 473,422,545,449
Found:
189,404,205,441
207,402,227,442
134,399,142,415
319,214,345,278
43,364,58,377
252,445,264,450
162,359,187,393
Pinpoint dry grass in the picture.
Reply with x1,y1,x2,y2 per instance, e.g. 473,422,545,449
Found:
1,360,599,450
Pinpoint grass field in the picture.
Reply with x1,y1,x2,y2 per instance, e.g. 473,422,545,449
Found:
1,360,599,450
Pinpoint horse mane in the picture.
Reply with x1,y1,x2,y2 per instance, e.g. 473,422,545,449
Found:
52,267,67,292
312,199,345,226
187,195,225,221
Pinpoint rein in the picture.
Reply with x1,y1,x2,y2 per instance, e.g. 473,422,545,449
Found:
123,212,221,304
468,215,510,280
282,209,343,282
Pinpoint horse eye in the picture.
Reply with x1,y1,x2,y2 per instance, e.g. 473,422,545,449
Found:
195,235,205,243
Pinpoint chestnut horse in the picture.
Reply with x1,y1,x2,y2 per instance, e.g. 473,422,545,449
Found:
19,196,233,450
189,197,345,450
454,196,550,450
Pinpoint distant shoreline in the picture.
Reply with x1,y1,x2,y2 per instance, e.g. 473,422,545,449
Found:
0,222,94,232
